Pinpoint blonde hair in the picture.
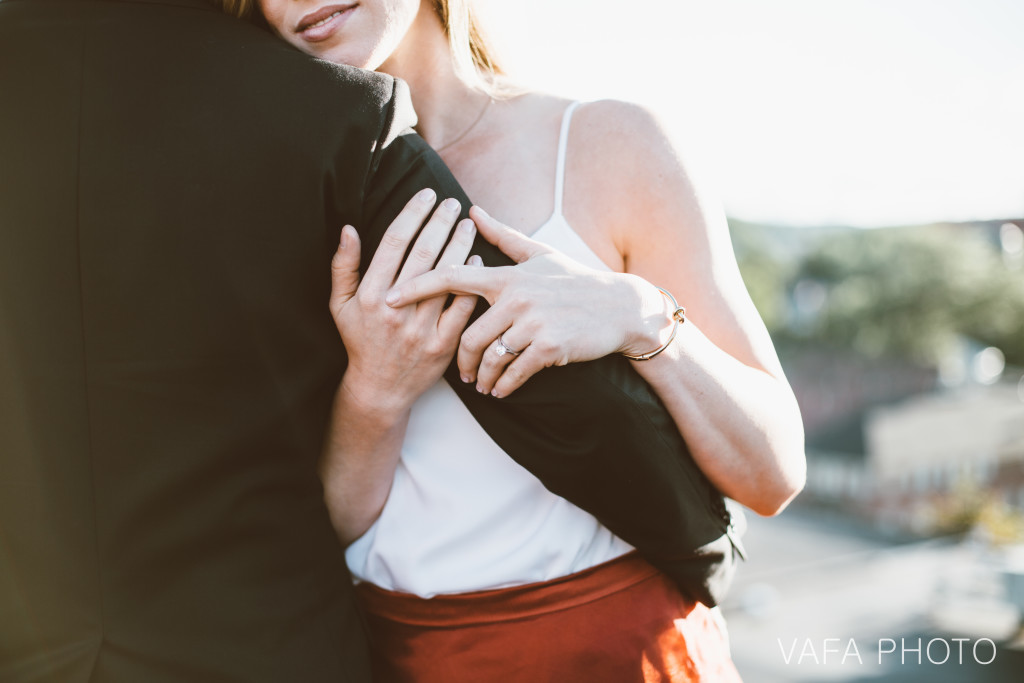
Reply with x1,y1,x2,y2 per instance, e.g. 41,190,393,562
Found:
213,1,515,97
433,0,514,97
216,0,256,19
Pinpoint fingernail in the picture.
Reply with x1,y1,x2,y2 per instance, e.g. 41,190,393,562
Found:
460,375,471,383
474,206,489,219
490,389,501,398
385,289,399,306
476,384,485,394
417,188,436,203
340,226,350,249
442,198,461,212
469,255,483,266
458,219,476,235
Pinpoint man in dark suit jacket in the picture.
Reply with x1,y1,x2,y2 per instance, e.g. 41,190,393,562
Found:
0,0,735,681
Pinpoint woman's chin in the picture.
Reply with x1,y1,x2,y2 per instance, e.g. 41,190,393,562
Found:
314,44,376,70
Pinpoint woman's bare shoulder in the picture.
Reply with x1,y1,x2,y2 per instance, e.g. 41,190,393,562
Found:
566,100,706,246
571,100,688,184
573,99,661,132
497,93,667,151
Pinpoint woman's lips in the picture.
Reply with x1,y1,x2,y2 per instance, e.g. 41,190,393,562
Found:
296,3,357,43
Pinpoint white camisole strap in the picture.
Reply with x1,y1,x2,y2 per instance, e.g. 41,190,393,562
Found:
531,101,611,273
551,100,582,218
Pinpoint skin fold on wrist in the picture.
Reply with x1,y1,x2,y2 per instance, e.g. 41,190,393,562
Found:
338,369,417,427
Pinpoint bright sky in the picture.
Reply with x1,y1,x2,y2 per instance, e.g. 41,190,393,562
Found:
476,0,1024,227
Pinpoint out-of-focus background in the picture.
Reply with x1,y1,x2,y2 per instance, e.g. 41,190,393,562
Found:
477,1,1024,679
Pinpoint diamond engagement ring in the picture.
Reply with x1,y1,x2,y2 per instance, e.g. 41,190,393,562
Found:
494,335,522,357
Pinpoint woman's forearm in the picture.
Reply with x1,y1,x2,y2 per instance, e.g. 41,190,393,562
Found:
319,373,410,546
630,320,806,516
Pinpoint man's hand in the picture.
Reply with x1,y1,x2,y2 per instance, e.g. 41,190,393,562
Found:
329,189,481,415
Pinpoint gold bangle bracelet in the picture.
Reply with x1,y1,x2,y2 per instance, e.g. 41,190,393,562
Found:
621,287,686,361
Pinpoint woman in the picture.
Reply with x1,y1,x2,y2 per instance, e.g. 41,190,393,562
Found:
223,1,806,680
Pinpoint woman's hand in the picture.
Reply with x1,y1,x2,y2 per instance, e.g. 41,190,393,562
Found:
383,206,675,398
330,189,480,415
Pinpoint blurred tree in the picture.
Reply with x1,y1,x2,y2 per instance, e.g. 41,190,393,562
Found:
728,219,792,333
935,477,1024,543
791,225,1024,366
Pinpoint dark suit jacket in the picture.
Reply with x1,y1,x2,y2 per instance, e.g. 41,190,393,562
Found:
0,0,737,681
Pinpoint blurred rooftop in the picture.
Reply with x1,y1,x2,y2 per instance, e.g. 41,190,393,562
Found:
723,504,1024,682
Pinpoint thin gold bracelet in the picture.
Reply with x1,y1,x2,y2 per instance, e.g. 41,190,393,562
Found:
621,287,686,361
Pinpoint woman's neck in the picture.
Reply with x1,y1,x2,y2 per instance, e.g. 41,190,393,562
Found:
378,8,489,151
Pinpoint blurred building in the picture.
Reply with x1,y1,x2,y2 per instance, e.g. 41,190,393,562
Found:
795,358,1024,535
864,378,1024,520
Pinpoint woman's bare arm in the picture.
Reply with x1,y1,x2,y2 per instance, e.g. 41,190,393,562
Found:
585,101,806,516
385,101,805,516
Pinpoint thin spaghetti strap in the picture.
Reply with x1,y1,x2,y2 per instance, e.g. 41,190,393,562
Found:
552,101,582,217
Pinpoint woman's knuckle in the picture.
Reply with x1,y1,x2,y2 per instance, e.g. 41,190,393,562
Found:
461,328,482,351
510,291,532,311
442,265,460,284
504,364,525,383
536,337,559,356
410,245,435,264
521,317,542,336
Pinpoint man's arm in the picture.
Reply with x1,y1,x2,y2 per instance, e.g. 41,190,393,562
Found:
351,79,738,606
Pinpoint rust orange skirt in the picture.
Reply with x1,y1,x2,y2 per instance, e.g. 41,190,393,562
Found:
353,552,743,682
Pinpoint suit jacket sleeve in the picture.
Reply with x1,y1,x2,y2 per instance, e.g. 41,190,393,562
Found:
350,78,738,606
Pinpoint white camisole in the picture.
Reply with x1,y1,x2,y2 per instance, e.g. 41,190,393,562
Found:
345,102,633,598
